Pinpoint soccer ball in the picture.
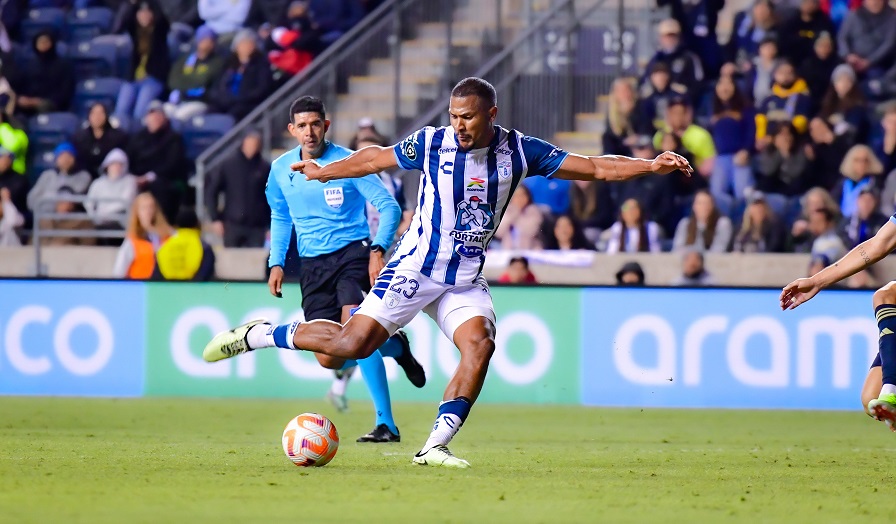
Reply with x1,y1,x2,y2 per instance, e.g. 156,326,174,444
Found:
281,413,339,467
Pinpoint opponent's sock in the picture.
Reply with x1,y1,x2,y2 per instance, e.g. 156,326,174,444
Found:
330,366,354,396
357,350,398,434
377,334,405,359
877,305,896,392
421,397,472,452
247,321,299,350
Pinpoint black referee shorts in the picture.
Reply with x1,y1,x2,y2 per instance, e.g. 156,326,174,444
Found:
297,239,371,323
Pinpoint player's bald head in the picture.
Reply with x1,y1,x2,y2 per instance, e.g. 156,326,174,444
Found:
451,77,497,110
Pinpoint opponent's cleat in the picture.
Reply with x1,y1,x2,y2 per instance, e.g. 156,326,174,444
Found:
412,445,470,468
326,390,348,412
202,319,269,362
392,330,426,388
356,423,400,443
869,393,896,431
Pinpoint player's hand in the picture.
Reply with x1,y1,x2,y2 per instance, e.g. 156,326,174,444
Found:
268,265,284,298
651,151,693,176
369,250,385,287
780,277,821,311
290,159,327,182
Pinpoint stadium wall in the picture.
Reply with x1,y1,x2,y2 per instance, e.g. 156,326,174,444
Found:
0,281,877,410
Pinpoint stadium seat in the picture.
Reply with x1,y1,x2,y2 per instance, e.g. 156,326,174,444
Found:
29,148,57,183
28,112,80,141
91,34,133,78
72,77,123,118
110,114,138,134
20,8,66,44
65,7,114,44
181,114,235,160
70,39,117,80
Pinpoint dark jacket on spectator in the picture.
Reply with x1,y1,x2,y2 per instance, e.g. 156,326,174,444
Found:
0,164,27,213
727,9,780,64
19,31,74,111
732,215,787,253
873,136,896,175
127,121,187,219
205,148,270,227
121,0,171,82
779,9,836,66
839,211,888,248
639,84,687,132
756,145,810,196
837,4,896,70
607,174,676,235
657,0,725,77
799,52,840,114
72,123,129,178
755,79,812,139
642,44,704,101
808,133,852,190
209,52,273,120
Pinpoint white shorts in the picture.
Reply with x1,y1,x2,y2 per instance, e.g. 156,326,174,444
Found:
355,267,496,341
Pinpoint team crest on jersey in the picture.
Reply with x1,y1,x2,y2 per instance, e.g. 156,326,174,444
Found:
400,131,419,160
497,159,512,180
450,196,494,257
324,187,344,208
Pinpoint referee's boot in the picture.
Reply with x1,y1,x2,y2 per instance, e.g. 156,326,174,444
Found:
356,423,400,443
392,329,426,388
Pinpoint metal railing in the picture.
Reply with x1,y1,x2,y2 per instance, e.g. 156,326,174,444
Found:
32,195,128,276
194,0,518,221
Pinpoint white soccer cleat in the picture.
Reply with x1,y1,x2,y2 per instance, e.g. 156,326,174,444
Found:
412,445,470,469
202,319,269,362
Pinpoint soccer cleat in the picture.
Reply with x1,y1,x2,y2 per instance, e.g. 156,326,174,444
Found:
356,423,400,443
392,330,426,388
869,394,896,431
412,445,470,468
326,390,348,412
202,319,269,362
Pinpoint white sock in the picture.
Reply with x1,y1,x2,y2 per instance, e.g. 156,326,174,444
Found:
246,323,275,349
882,384,896,397
330,373,350,396
421,413,463,452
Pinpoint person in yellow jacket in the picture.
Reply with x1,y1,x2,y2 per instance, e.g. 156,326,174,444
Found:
0,113,28,175
154,207,216,281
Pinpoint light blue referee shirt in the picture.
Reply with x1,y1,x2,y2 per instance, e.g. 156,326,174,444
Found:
266,141,401,265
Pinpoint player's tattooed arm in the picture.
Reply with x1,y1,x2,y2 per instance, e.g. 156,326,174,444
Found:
859,246,872,264
554,151,692,182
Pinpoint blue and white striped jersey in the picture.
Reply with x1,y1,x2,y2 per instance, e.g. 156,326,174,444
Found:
390,125,569,285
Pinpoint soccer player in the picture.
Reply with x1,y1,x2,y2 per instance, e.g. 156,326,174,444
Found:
204,78,692,467
780,213,896,431
262,96,425,443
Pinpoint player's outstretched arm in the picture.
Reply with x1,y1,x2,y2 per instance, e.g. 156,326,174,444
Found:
291,146,399,183
553,151,693,182
780,220,896,310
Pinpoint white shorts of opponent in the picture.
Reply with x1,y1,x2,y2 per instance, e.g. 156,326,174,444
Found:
355,267,496,341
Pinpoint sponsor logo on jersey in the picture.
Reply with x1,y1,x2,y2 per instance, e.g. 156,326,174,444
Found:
467,177,485,191
451,197,495,256
440,161,454,175
455,244,484,258
439,147,457,154
496,148,511,155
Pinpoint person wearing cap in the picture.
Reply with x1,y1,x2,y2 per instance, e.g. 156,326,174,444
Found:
0,147,26,214
114,0,170,121
732,190,787,252
205,129,270,247
126,100,188,222
198,0,251,41
16,30,74,115
653,96,716,179
832,144,885,218
642,18,704,102
779,0,836,66
838,0,896,80
798,31,840,113
26,142,91,214
639,61,685,132
839,185,888,248
615,261,645,286
208,29,273,120
165,24,224,122
657,0,725,78
755,60,811,147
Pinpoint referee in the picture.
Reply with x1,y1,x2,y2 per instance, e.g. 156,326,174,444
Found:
265,96,425,443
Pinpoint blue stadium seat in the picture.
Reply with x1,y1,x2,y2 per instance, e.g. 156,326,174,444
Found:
29,147,57,183
65,7,114,44
72,77,123,118
20,8,66,43
27,112,80,167
109,114,138,134
70,39,117,80
92,34,132,78
181,114,235,160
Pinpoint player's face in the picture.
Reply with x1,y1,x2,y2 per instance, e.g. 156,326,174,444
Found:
449,96,497,150
289,112,330,158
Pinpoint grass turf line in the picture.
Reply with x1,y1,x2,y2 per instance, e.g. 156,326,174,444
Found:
0,397,893,523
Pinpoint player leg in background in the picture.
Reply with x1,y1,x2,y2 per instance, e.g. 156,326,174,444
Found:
861,358,882,417
412,316,495,469
868,281,896,430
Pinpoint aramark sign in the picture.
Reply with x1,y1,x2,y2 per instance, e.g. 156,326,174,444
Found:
581,288,877,410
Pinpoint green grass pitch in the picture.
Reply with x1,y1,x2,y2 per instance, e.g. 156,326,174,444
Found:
1,397,894,523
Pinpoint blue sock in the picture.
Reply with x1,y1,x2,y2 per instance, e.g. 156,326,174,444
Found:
339,359,357,370
271,321,299,349
357,350,398,434
378,334,404,359
877,305,896,386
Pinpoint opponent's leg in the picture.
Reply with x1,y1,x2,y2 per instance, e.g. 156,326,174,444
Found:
868,282,896,430
414,315,495,469
862,364,882,417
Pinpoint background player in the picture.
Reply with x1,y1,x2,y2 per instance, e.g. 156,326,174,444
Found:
261,96,425,443
780,212,896,431
204,78,692,466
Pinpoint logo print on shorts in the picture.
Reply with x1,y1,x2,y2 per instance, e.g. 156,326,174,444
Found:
324,187,344,209
385,292,401,309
